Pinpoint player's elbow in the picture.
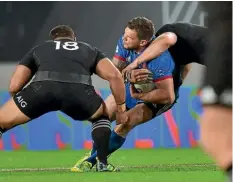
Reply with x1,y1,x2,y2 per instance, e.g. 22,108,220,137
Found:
161,92,175,105
163,32,177,46
166,93,175,105
108,70,122,82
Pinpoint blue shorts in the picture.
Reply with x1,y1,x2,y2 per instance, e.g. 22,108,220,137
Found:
125,83,138,109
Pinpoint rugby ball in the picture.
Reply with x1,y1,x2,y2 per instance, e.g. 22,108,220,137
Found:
133,81,156,93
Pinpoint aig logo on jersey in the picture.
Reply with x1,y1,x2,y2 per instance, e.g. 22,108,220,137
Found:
16,96,28,108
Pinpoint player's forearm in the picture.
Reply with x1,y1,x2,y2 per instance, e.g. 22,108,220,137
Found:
109,75,126,111
135,40,169,66
135,33,177,65
138,89,174,105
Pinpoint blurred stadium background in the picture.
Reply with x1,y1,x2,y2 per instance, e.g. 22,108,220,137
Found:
0,1,225,182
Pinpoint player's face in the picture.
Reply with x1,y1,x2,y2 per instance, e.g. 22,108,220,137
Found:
123,27,141,49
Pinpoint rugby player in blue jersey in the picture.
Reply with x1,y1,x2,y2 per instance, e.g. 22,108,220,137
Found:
71,17,185,172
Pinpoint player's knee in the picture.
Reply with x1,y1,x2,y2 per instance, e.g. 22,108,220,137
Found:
163,94,175,105
108,113,116,122
0,113,14,129
115,123,134,136
163,32,177,46
125,122,135,130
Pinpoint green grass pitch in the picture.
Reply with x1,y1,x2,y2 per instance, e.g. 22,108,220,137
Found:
0,148,226,182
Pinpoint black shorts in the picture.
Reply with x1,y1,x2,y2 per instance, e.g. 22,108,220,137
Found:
13,81,103,120
200,2,232,108
144,102,176,118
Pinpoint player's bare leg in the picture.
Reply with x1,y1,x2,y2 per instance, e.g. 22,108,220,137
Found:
0,98,31,136
96,94,154,137
200,106,232,176
97,95,154,137
114,103,153,137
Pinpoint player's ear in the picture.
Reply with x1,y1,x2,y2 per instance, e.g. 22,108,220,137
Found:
139,40,148,47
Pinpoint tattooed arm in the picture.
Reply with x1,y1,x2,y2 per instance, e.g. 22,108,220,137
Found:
112,57,128,72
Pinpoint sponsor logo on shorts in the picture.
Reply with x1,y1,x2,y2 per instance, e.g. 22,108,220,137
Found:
16,96,28,108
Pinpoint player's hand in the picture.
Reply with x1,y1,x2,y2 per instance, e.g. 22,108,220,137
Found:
115,103,128,124
125,69,153,83
122,61,139,77
116,111,129,125
130,84,143,99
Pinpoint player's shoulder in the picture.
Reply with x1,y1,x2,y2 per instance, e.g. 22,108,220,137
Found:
118,35,124,42
153,49,173,61
115,35,124,48
148,50,174,69
77,41,97,52
158,22,206,33
25,43,44,53
167,22,207,32
33,40,54,49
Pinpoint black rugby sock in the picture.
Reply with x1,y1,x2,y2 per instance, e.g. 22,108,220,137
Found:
91,117,111,165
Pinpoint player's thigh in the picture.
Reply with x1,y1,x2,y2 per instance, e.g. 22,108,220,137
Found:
127,103,153,125
0,98,30,128
13,82,59,120
103,85,139,121
60,84,104,121
119,103,153,128
115,103,153,135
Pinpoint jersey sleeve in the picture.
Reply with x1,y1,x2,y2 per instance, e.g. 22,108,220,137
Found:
18,47,38,74
95,48,107,63
149,51,175,83
113,36,129,62
92,47,108,73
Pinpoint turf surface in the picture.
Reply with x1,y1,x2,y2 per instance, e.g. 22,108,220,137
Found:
0,148,226,182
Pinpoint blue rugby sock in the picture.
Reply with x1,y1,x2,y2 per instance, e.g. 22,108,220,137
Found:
91,142,97,155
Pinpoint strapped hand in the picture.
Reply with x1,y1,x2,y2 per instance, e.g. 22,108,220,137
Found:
122,61,139,77
124,69,153,83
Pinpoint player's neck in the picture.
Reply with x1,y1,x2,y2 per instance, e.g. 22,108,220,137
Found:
135,46,146,54
54,37,74,41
